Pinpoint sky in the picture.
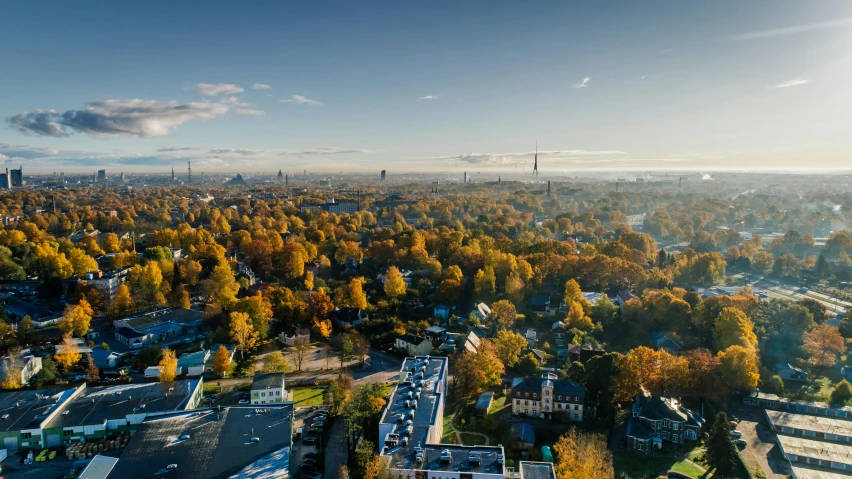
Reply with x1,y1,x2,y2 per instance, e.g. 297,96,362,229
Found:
2,0,852,173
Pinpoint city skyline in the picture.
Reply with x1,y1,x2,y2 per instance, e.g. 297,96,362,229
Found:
2,1,852,173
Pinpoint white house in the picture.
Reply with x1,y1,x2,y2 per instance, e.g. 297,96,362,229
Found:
279,324,311,347
177,350,210,376
395,334,432,356
251,372,287,404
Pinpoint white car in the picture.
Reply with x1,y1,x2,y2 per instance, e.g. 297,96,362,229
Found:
239,399,250,404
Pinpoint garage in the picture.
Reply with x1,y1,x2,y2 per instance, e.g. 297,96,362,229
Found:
47,434,61,447
4,436,18,452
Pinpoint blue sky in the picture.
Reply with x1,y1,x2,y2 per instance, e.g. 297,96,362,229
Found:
2,0,851,173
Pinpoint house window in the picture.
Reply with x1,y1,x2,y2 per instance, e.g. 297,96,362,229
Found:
574,396,579,402
525,392,529,397
64,430,72,437
672,435,679,444
22,432,32,439
533,393,538,398
673,423,679,431
558,395,562,400
685,430,696,440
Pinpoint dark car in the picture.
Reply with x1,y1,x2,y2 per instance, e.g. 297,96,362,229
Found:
302,458,318,466
304,435,318,444
303,453,318,460
302,463,318,472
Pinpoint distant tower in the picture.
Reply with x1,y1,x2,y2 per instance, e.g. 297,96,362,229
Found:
616,182,619,193
381,170,386,181
187,160,192,185
285,173,289,186
533,141,539,176
277,169,284,183
547,180,551,195
679,176,682,188
171,167,175,181
464,172,467,184
498,176,501,184
120,171,125,183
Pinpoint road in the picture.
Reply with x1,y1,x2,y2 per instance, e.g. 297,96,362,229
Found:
729,272,850,317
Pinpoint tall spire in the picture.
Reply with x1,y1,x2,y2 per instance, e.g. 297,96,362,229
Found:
533,141,538,176
187,160,192,184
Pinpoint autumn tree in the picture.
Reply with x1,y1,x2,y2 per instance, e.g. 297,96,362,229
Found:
212,345,232,377
831,380,852,405
336,277,368,310
565,301,594,330
171,283,191,309
474,267,496,299
158,349,178,382
330,373,354,414
203,261,240,309
0,354,23,390
109,283,135,318
713,307,758,351
383,266,407,299
229,312,259,359
179,259,203,287
614,346,665,401
262,351,291,373
55,335,82,370
128,261,165,307
454,341,505,399
803,324,846,378
84,352,99,380
718,345,760,392
552,428,614,479
491,299,517,329
308,289,335,320
493,330,528,367
293,343,312,372
60,299,93,337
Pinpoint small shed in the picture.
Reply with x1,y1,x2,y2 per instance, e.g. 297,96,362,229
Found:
512,423,536,449
144,366,161,378
475,391,494,417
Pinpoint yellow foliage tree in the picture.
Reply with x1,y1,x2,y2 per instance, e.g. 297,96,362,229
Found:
565,301,594,330
718,345,760,392
158,349,178,382
109,283,135,318
304,270,315,291
383,266,407,299
493,330,529,367
313,319,333,339
179,260,203,287
55,335,82,370
59,301,92,337
713,307,758,351
552,428,614,479
229,312,259,359
68,248,98,276
212,345,232,377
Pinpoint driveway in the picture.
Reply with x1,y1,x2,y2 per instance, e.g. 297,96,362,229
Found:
293,406,326,479
729,404,790,479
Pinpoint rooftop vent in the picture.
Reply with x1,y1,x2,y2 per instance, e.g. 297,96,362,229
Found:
440,450,452,464
468,452,481,465
0,414,8,419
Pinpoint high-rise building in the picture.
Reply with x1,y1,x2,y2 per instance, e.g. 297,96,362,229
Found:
10,165,23,187
97,169,106,182
380,170,386,181
533,141,538,176
0,169,9,189
187,161,192,184
277,170,284,183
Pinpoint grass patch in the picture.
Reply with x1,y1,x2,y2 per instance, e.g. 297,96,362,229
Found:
441,410,457,444
489,396,507,414
459,433,488,446
613,451,705,479
293,386,328,407
203,384,222,395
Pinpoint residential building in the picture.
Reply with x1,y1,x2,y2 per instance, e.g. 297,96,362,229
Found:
565,344,606,364
279,324,310,347
85,268,131,299
626,390,704,453
616,290,638,310
113,308,203,348
251,372,287,404
423,326,447,343
395,334,433,356
551,321,567,338
0,354,42,386
334,307,368,327
470,302,491,321
511,372,585,421
529,296,555,316
433,304,450,320
299,199,358,214
648,332,684,355
776,363,808,382
105,404,293,479
90,349,121,370
520,329,537,348
177,350,210,376
10,165,23,187
511,423,536,449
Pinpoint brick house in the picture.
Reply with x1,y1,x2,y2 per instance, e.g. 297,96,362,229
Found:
511,373,585,421
626,389,705,453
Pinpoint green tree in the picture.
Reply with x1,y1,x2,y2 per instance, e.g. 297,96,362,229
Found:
765,375,785,395
706,412,738,475
831,380,852,405
516,352,541,377
262,351,291,373
492,330,528,367
15,315,38,346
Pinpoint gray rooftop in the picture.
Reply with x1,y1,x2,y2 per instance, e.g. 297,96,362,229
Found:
389,445,505,476
767,410,852,437
251,372,286,391
47,380,200,429
107,404,293,479
520,462,557,479
0,387,78,431
380,357,447,449
777,435,852,466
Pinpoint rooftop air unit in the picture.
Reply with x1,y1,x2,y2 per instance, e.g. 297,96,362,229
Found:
468,452,481,466
440,450,452,464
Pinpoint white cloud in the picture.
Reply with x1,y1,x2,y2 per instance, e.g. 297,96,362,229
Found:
418,95,439,100
280,147,371,156
572,77,591,88
252,83,272,90
209,148,265,155
7,99,229,138
641,76,647,80
279,95,323,106
728,17,852,41
235,109,266,116
774,78,809,88
192,83,244,96
219,96,251,106
419,149,626,166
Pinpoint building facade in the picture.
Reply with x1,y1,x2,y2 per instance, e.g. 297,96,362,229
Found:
511,373,585,421
251,372,287,404
626,390,704,453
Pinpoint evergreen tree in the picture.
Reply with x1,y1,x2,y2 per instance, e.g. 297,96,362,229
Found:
706,412,737,475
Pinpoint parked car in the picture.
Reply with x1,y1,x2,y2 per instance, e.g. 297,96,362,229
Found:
734,438,747,447
239,399,250,405
304,435,318,444
730,430,743,438
302,458,318,466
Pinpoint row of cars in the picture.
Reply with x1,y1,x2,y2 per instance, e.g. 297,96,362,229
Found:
298,409,329,479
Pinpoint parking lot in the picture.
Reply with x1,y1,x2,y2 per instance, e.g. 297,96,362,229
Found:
292,406,330,479
729,404,790,479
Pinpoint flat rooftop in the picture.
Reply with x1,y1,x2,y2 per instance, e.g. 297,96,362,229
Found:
251,372,285,391
767,410,852,437
389,445,505,475
520,462,557,479
777,435,852,465
380,356,447,448
790,465,852,479
107,405,293,479
47,380,199,429
0,387,78,431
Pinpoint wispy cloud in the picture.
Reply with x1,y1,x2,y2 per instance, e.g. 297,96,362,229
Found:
7,99,228,138
192,83,244,96
280,147,372,156
572,77,591,89
280,95,322,106
418,95,439,100
662,49,674,52
774,78,809,88
209,148,265,155
156,147,196,153
219,96,250,106
417,149,626,166
252,83,272,90
235,109,267,116
727,17,852,41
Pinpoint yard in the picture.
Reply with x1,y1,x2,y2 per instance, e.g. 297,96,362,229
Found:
292,386,328,407
613,450,706,479
489,396,508,414
441,409,458,443
459,433,488,446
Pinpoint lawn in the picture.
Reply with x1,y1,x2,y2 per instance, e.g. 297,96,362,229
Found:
613,451,706,479
459,433,488,446
441,410,457,444
489,396,508,414
292,386,328,407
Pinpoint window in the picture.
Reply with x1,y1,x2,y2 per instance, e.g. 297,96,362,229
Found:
64,430,72,437
22,432,32,439
673,423,679,431
574,396,579,402
672,435,679,444
525,392,529,397
558,395,562,400
533,393,538,398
